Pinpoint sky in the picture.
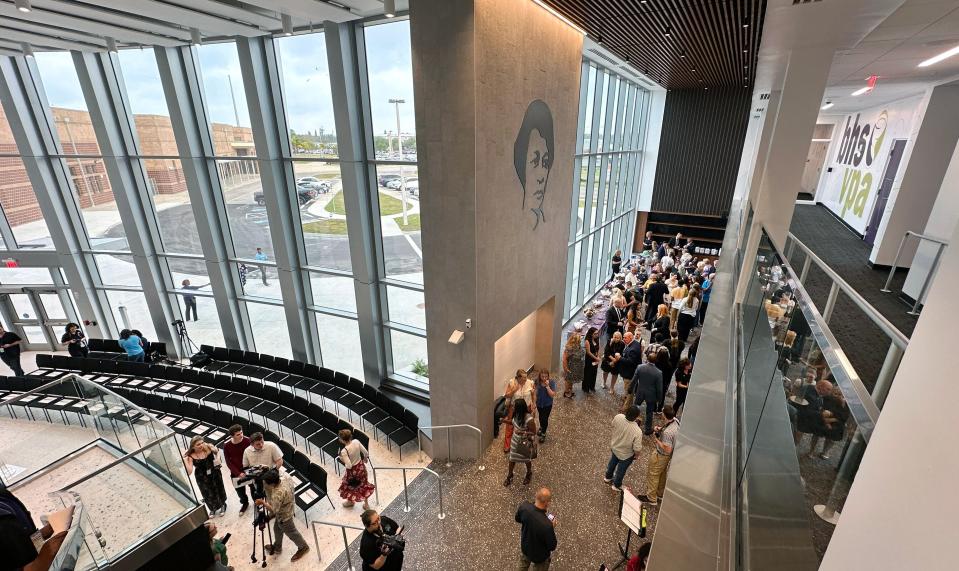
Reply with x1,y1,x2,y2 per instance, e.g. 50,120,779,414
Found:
32,19,416,138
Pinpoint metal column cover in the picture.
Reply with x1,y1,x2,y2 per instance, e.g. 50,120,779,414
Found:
71,51,181,355
154,46,250,350
326,21,388,385
0,55,111,337
235,37,318,364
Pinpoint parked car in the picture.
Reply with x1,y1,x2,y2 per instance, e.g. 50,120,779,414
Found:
405,178,419,196
387,177,418,193
378,174,402,187
296,177,331,193
254,183,316,206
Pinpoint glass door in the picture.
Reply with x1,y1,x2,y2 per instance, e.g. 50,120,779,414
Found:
0,288,78,351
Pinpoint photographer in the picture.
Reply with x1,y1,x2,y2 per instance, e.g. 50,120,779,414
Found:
360,509,404,571
255,469,310,562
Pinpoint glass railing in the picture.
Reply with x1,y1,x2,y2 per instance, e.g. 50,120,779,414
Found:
736,229,879,565
1,374,199,568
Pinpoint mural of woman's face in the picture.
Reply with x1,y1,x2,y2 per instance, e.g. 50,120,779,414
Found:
525,128,551,209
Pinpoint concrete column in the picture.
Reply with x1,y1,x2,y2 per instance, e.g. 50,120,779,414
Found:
738,47,833,291
868,83,959,266
820,209,959,570
411,0,583,451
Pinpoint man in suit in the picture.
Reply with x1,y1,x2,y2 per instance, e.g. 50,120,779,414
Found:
617,332,644,401
644,274,670,326
605,296,627,338
630,350,664,434
669,232,684,248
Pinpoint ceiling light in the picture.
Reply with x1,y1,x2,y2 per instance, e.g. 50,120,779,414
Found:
384,0,396,18
691,68,696,72
106,37,118,53
664,25,672,38
15,0,31,13
918,44,959,67
597,34,603,44
190,28,202,45
281,13,293,36
680,49,686,59
743,15,749,28
531,0,587,35
851,86,871,96
625,54,630,62
821,102,834,110
20,43,33,57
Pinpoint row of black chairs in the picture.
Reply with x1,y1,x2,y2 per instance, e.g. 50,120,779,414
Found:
87,338,168,359
36,352,419,458
32,355,382,469
1,375,145,429
113,386,335,523
197,345,420,456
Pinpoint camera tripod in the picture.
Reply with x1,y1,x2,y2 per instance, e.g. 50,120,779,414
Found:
250,503,274,568
170,319,199,364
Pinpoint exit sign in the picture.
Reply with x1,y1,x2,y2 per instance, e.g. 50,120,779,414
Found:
3,259,18,268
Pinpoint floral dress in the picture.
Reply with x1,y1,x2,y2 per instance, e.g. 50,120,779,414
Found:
564,345,585,385
193,452,227,513
338,440,375,503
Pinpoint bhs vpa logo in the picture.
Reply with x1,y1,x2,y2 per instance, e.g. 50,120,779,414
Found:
835,110,888,219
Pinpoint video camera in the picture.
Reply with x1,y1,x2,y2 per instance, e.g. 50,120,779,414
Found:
377,516,406,555
237,466,273,500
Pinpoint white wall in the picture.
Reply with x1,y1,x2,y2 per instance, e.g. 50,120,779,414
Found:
901,140,959,301
811,115,844,203
637,90,666,212
820,213,959,571
491,307,538,402
816,95,923,234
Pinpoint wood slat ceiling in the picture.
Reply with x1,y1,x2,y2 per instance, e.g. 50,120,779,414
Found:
542,0,768,90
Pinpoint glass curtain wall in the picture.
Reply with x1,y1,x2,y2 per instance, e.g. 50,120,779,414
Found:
566,61,649,319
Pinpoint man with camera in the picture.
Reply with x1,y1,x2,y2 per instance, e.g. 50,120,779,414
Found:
360,509,404,570
254,469,310,562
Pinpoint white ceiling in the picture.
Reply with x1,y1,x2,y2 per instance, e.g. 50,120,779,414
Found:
0,0,405,56
822,0,959,113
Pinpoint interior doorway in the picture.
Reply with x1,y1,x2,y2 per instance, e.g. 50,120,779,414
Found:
864,139,908,246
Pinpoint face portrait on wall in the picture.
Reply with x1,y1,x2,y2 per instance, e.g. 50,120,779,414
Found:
513,99,555,230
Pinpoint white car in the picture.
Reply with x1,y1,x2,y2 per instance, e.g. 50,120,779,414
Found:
405,178,419,195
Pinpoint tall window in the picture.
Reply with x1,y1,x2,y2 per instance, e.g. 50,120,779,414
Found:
0,106,54,249
566,63,649,319
365,19,427,390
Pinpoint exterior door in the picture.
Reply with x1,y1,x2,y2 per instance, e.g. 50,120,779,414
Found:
864,139,907,246
0,288,77,351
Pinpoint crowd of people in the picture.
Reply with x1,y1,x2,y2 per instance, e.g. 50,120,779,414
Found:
506,231,718,569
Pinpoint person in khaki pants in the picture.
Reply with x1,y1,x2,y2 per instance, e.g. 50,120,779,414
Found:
640,405,680,505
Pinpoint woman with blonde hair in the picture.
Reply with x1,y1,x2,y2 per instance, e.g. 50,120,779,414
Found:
562,332,585,398
651,304,671,343
677,285,701,342
601,330,625,393
184,436,227,516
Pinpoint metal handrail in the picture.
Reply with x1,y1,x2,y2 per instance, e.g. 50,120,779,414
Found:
417,424,485,471
369,465,445,519
55,432,177,491
309,520,365,570
785,232,909,350
880,230,950,315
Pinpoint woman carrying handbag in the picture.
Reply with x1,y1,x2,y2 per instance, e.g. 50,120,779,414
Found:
337,429,375,509
504,399,537,486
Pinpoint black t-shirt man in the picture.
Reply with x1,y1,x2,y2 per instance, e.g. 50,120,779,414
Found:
61,330,88,357
0,331,22,358
360,529,403,571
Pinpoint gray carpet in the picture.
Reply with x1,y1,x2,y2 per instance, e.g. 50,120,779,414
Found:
787,204,916,391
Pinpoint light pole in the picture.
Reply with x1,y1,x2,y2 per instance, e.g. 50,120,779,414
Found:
389,98,408,225
61,116,96,207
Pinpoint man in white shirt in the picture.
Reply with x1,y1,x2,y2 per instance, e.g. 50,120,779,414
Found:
603,406,644,492
242,432,284,470
624,266,640,289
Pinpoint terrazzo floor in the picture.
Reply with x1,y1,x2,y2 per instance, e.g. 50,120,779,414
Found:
324,318,694,570
0,416,97,485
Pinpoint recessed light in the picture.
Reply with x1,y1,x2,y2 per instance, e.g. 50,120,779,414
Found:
851,86,871,96
821,102,834,110
680,49,686,59
664,25,672,38
743,15,749,28
15,0,31,13
918,44,959,67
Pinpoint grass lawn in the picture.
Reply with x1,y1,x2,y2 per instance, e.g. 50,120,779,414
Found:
394,213,421,232
325,190,407,217
302,218,348,235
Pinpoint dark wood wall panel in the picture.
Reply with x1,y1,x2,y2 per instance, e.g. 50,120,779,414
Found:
650,87,751,216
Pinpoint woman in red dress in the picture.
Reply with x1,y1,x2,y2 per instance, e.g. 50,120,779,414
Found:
337,429,375,509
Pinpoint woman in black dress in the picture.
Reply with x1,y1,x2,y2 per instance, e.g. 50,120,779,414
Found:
60,323,89,358
673,358,692,413
184,436,227,516
582,327,601,393
610,249,623,281
601,331,625,393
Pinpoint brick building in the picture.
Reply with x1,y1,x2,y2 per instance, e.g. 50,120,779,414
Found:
0,105,254,230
